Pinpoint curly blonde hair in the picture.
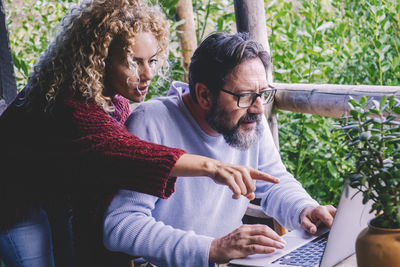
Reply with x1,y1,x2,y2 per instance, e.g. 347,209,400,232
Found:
25,0,169,113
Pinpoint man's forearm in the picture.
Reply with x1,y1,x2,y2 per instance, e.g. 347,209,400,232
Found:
103,190,214,267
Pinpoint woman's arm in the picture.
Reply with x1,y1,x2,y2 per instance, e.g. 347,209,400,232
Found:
63,96,185,198
65,96,278,200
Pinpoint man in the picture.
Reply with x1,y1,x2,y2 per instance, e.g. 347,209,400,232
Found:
103,32,336,266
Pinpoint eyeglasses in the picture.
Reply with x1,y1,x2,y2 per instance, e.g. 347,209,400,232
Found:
220,85,277,108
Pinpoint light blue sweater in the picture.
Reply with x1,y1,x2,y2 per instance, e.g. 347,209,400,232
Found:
103,82,318,267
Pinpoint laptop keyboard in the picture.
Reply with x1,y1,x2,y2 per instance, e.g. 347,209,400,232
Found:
272,232,329,267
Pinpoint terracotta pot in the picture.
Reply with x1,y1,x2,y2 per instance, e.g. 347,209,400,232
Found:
355,218,400,267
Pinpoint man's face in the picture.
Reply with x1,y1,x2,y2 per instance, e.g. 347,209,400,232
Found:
205,58,268,150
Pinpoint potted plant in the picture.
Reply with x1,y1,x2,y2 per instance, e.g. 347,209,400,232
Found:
338,95,400,267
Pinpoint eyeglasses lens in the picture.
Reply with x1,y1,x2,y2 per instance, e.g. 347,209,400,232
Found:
238,95,253,108
237,89,276,108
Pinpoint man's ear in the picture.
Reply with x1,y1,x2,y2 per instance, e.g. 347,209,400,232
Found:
195,82,213,110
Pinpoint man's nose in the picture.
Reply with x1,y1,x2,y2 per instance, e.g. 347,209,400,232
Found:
247,96,264,114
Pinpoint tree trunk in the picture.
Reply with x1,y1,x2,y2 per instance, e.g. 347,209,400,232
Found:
234,0,287,236
233,0,278,150
175,0,197,83
0,0,18,115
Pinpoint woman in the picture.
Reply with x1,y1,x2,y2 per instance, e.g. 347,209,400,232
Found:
0,0,276,266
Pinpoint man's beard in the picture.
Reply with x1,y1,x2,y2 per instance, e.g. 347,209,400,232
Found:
205,100,263,151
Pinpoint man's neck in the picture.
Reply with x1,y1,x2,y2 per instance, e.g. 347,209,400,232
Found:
182,94,220,136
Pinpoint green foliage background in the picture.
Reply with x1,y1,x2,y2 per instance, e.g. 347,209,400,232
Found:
265,0,399,205
5,0,400,205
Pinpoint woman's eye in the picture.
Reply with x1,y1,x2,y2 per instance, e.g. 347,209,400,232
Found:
128,59,140,67
150,58,158,65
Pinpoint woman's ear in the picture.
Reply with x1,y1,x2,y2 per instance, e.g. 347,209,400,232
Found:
195,82,213,110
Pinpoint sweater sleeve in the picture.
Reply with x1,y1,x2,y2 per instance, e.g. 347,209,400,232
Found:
103,190,214,267
63,96,186,198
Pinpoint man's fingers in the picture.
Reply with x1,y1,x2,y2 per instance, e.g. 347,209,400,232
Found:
315,205,336,228
301,216,317,234
242,244,277,255
242,224,285,244
327,205,336,216
247,235,286,249
249,169,279,183
210,224,286,263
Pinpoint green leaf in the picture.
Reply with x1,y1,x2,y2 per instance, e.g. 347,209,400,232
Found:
350,109,359,119
327,161,338,177
369,108,380,115
394,106,400,114
380,95,387,110
359,96,368,105
389,96,396,109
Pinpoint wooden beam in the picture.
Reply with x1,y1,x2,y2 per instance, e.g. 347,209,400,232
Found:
0,0,17,115
274,83,400,118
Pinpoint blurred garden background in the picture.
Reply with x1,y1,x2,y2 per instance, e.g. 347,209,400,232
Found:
4,0,400,206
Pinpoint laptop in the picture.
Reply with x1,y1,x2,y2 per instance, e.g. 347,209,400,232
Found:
229,180,375,267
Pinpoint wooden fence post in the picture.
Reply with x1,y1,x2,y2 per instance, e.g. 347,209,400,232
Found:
0,0,17,115
175,0,197,83
234,0,287,236
233,0,278,149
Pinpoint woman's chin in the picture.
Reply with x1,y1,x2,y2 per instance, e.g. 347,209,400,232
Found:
132,94,146,103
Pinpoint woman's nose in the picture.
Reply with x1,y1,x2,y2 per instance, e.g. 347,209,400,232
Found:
140,63,153,81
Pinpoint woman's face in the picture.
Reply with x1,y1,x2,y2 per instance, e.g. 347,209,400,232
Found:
106,32,159,102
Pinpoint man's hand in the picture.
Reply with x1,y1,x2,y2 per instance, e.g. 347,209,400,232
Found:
300,205,336,234
209,224,286,263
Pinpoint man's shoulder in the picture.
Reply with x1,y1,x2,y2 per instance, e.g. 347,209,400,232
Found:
133,80,187,115
167,81,189,96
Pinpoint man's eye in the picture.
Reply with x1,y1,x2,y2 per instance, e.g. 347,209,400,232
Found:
241,94,254,100
241,94,254,98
